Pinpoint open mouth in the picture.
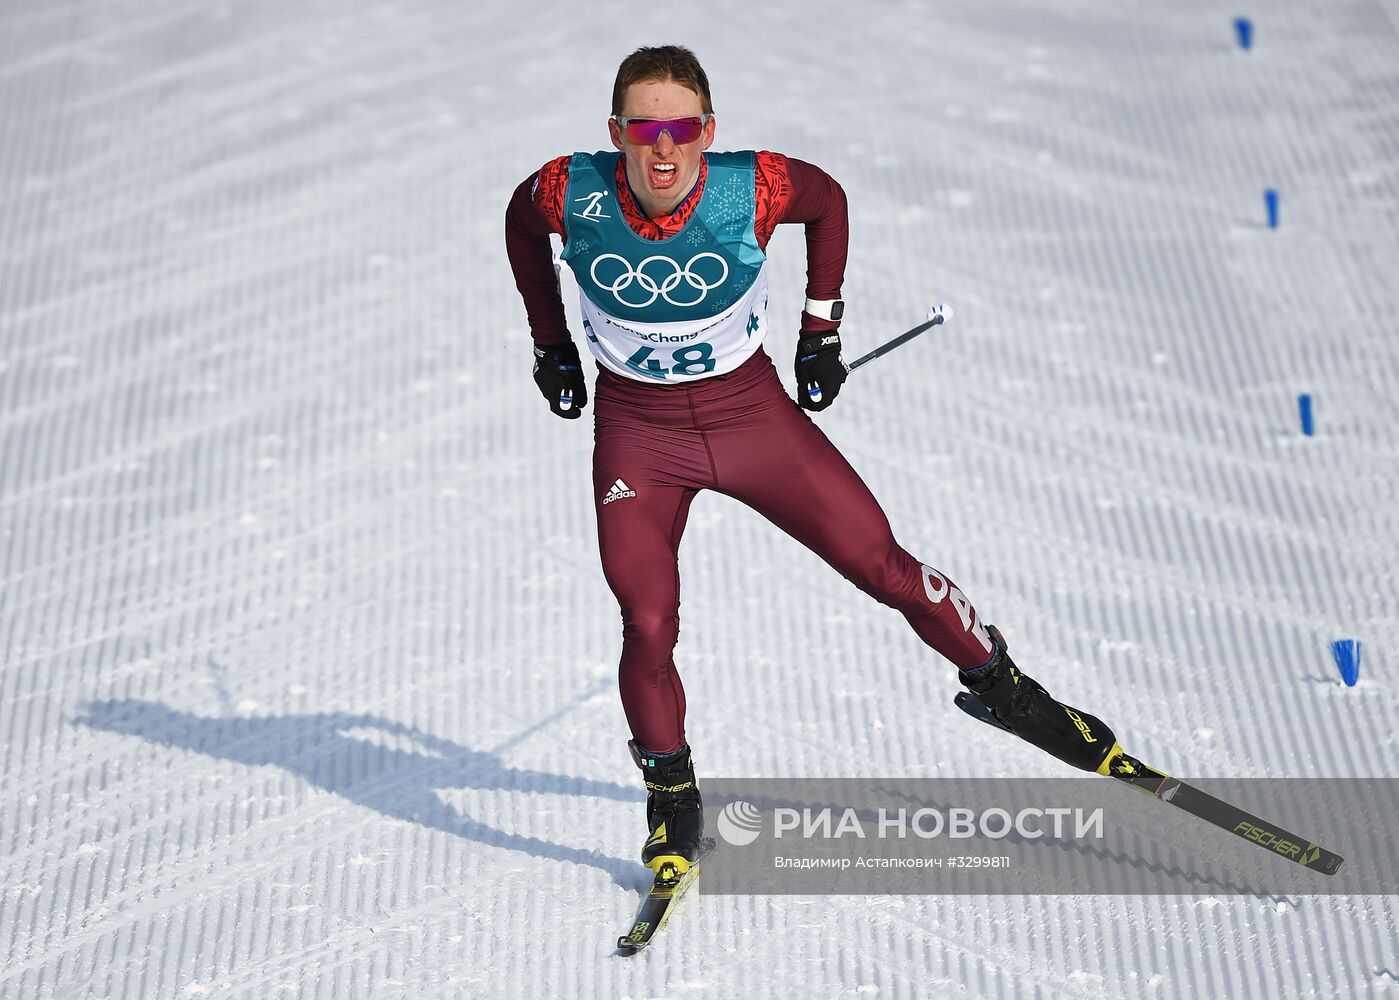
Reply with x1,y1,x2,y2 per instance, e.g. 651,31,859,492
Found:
650,162,677,188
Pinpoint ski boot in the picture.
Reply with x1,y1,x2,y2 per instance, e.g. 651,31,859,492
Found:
629,740,707,883
960,625,1118,773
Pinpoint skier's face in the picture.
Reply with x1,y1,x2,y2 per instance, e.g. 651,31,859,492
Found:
609,77,715,219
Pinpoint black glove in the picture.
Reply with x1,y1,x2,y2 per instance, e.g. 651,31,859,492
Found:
532,341,588,419
795,330,846,411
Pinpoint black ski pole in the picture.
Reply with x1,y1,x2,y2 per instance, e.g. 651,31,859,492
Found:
845,304,953,374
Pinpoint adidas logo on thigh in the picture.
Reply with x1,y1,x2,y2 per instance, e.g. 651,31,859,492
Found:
602,478,637,505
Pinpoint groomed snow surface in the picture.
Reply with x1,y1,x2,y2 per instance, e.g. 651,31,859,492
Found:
3,0,1397,997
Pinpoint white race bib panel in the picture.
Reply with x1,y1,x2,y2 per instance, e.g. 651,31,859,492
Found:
560,151,770,384
577,266,769,382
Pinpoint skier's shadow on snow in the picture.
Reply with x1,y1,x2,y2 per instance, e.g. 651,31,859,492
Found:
75,700,646,889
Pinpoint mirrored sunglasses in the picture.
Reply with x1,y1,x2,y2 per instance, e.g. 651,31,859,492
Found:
612,114,712,145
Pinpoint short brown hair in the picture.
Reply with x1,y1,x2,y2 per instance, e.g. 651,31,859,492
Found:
611,45,714,115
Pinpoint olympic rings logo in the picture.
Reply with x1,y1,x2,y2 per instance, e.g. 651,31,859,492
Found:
590,252,729,308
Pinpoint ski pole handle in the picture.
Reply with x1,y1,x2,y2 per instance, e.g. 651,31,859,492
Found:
845,304,953,374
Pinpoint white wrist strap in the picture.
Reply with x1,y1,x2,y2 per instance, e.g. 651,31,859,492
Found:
804,298,842,322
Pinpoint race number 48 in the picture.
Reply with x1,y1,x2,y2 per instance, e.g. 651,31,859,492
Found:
625,343,716,379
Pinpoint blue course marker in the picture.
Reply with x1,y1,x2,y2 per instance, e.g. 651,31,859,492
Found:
1234,17,1253,50
1298,393,1314,436
1264,188,1279,228
1331,640,1362,686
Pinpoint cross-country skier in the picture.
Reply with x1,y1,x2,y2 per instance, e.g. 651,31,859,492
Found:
504,45,1116,881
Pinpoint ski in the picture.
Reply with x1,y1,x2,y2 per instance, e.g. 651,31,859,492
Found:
616,837,717,955
954,692,1344,876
